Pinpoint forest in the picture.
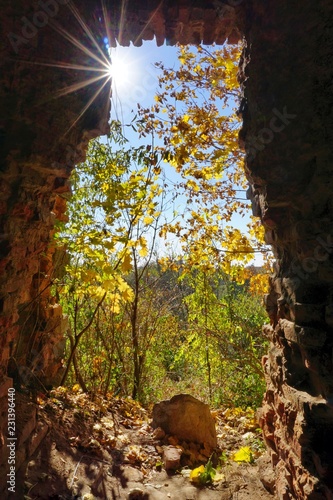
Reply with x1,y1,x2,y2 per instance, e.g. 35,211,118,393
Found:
52,42,272,410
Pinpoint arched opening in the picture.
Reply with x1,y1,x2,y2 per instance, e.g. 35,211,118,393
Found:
1,1,333,497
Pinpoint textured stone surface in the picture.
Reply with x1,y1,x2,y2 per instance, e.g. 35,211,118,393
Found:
1,0,333,497
257,452,276,495
163,445,183,471
240,1,333,497
106,0,242,47
152,394,217,451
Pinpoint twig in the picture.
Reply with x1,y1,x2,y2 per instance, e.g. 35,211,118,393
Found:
70,454,113,490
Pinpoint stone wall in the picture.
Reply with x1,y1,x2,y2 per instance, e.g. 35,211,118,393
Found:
1,0,333,497
0,0,111,492
241,1,333,497
105,0,241,46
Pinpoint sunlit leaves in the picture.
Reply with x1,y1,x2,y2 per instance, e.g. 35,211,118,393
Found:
137,43,271,283
54,44,273,398
55,119,168,330
190,458,216,485
232,446,254,463
121,252,132,273
190,465,206,483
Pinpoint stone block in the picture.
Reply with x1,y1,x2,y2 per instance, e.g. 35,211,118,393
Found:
280,319,326,347
296,326,326,348
280,319,297,343
152,394,217,452
163,445,182,471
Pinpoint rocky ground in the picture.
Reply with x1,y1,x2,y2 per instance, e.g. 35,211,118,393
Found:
24,389,277,499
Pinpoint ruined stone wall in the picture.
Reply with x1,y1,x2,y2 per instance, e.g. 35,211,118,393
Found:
0,0,243,493
105,0,241,46
1,0,333,497
241,1,333,497
0,0,111,490
1,0,114,385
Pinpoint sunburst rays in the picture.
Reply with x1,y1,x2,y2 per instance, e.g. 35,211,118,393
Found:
15,0,164,136
15,1,116,136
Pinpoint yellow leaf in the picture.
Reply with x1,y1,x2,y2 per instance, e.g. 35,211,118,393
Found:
143,215,154,225
103,264,114,275
139,246,148,257
232,446,253,463
121,252,132,273
249,273,269,295
102,279,115,291
138,236,148,257
189,465,205,483
110,302,120,314
121,287,134,302
116,277,134,302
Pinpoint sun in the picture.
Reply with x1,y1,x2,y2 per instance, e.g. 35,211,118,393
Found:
108,51,131,90
108,57,130,87
109,52,131,89
18,3,142,135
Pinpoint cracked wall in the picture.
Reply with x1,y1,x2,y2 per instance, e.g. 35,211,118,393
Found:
1,0,333,497
242,1,333,497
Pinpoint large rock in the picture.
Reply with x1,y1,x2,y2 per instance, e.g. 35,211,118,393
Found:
152,394,217,452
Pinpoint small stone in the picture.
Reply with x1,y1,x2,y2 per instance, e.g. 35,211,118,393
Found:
163,445,182,471
242,431,255,441
152,427,166,440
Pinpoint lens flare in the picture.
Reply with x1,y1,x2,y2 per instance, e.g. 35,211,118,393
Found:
108,54,131,88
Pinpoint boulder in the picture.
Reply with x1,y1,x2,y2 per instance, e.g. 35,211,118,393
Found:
152,394,217,452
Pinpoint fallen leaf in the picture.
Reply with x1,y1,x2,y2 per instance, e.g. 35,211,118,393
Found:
189,465,205,483
232,446,254,463
213,471,226,482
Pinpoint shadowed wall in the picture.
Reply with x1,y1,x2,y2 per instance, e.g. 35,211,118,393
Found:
1,1,333,497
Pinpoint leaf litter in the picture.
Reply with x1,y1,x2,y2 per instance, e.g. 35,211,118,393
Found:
25,388,276,499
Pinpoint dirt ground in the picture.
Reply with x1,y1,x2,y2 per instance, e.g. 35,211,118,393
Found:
24,390,276,499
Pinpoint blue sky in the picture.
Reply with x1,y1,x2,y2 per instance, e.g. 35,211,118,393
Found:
109,41,180,124
106,41,264,264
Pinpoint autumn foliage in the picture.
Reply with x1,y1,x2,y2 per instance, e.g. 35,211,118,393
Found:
54,43,272,407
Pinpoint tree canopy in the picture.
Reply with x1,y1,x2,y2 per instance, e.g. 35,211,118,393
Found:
54,43,271,406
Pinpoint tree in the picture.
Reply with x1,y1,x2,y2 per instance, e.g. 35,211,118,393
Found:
55,121,165,390
54,44,272,406
138,43,271,282
174,266,269,407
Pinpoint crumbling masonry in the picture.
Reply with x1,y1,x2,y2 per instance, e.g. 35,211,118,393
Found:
1,1,333,497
